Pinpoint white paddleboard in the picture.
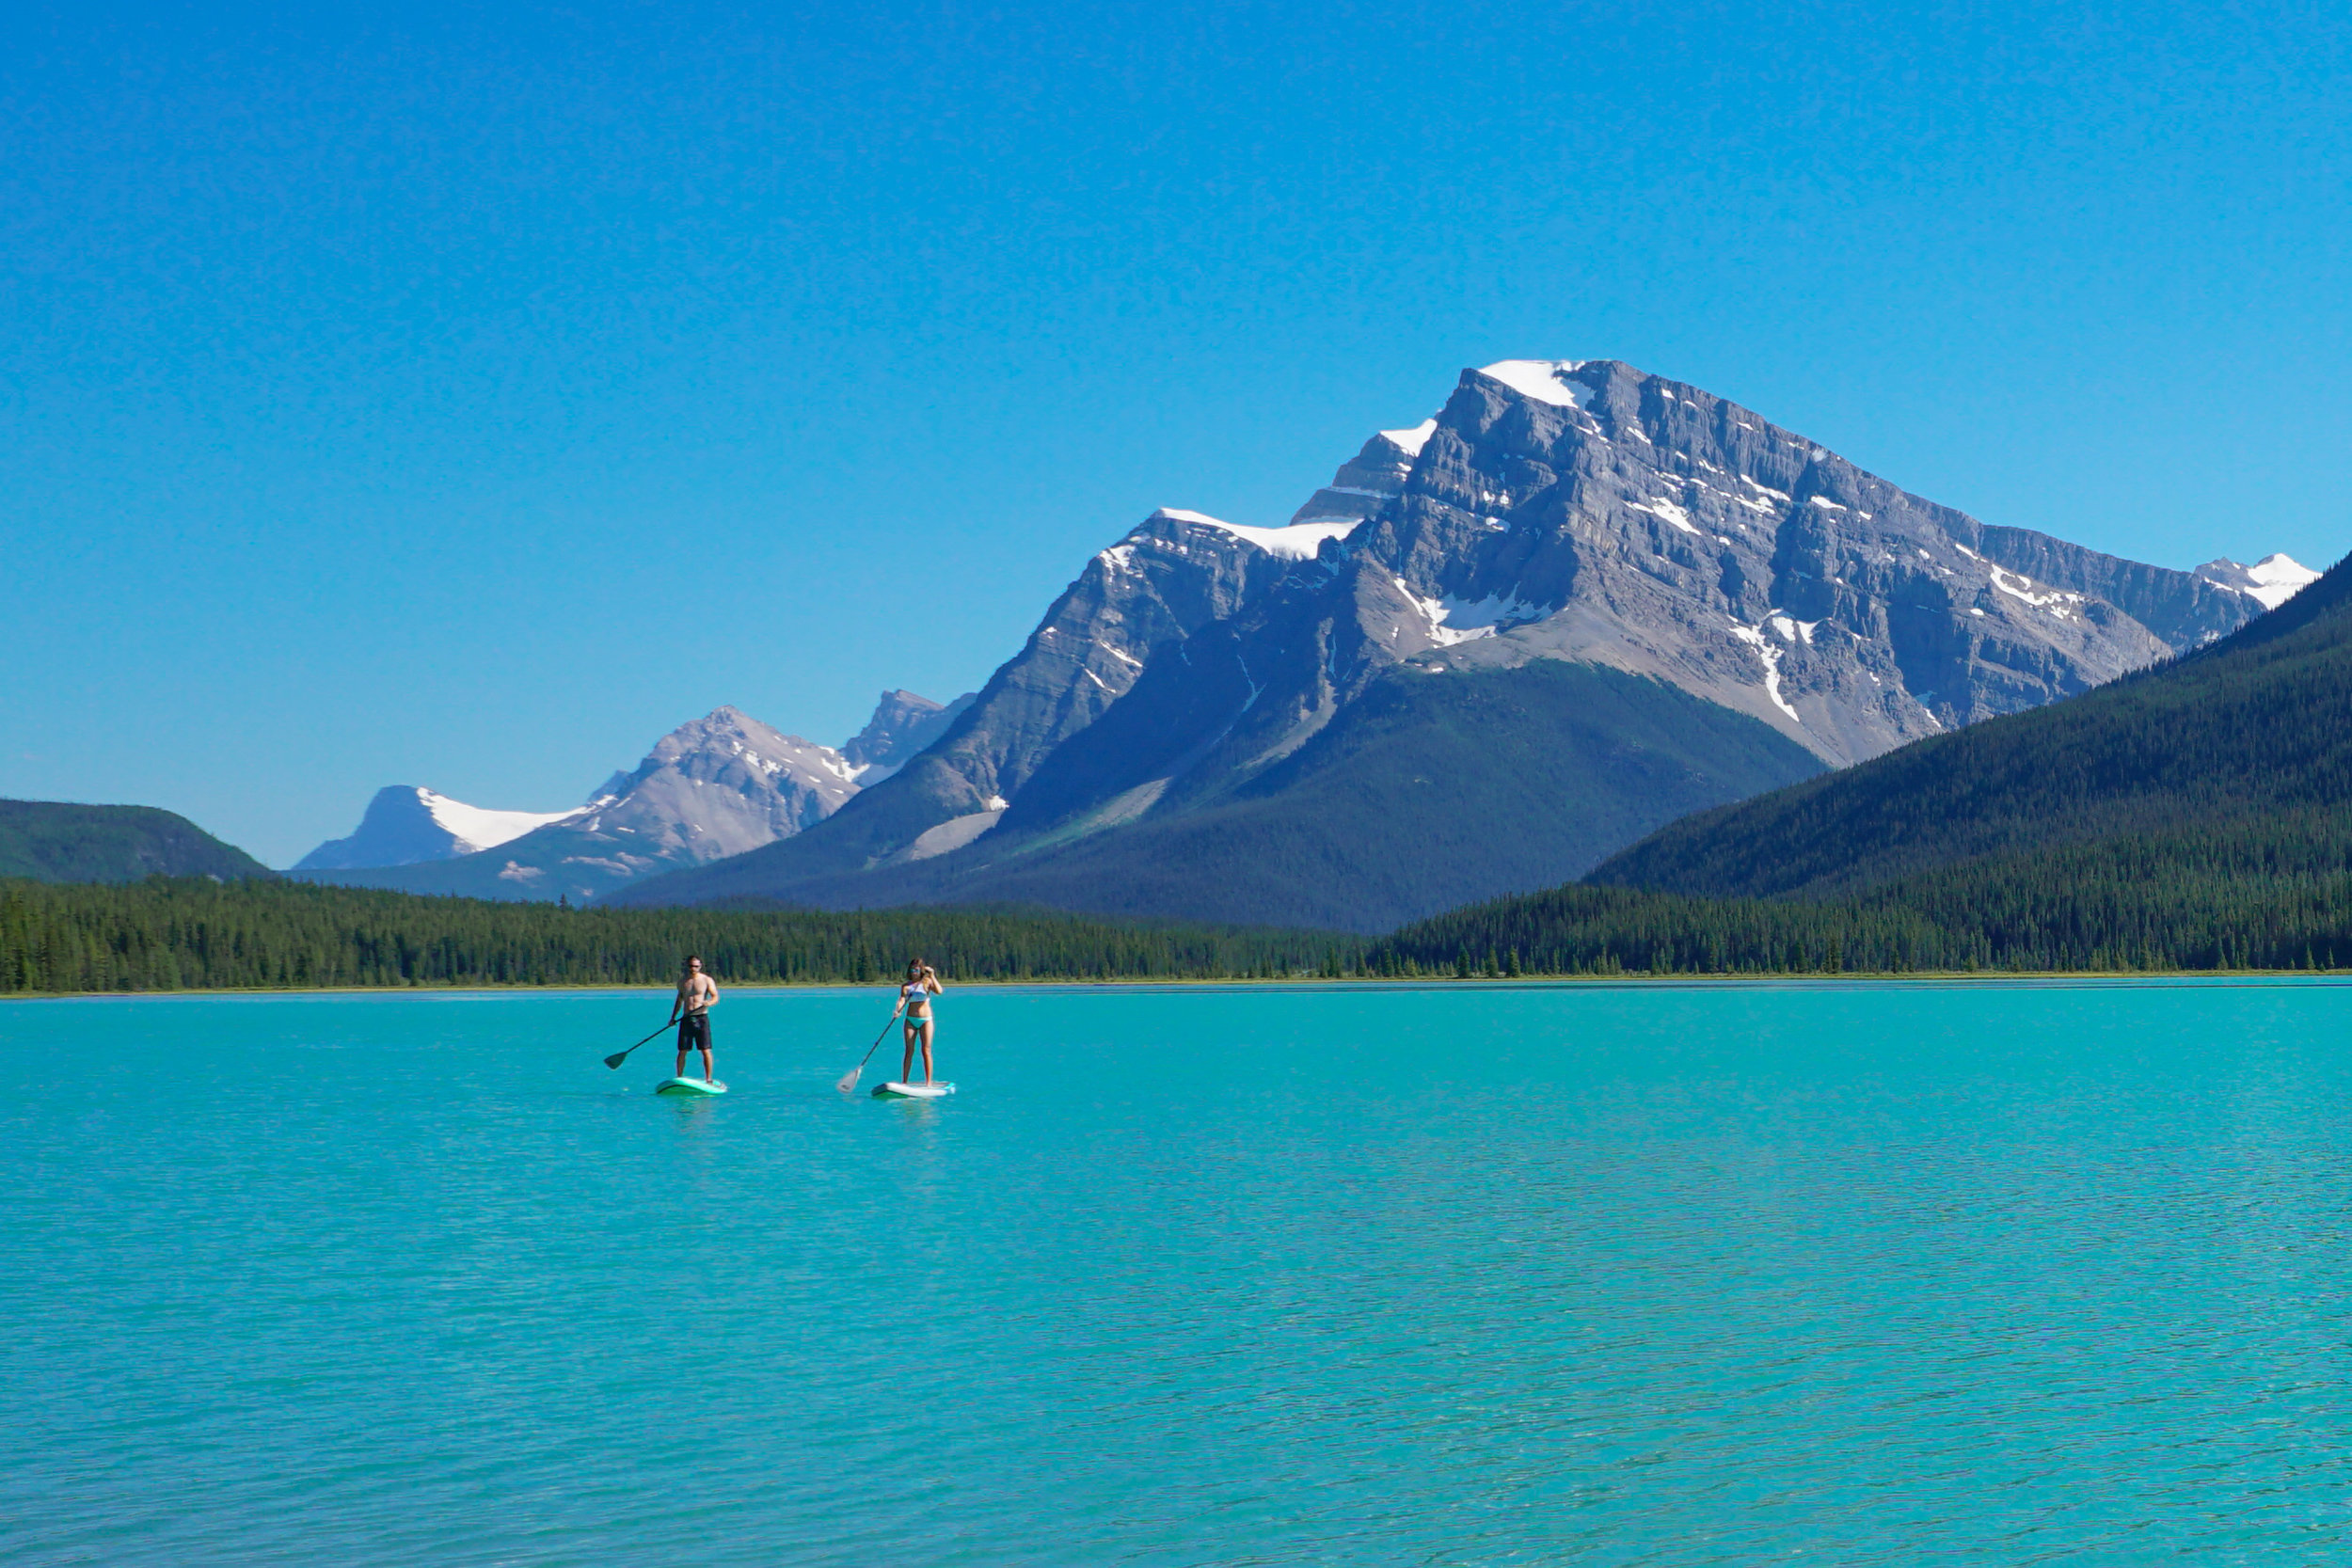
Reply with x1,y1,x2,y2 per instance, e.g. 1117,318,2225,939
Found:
872,1081,956,1099
655,1077,728,1097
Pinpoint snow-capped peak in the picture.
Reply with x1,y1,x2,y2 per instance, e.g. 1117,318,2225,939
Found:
1152,508,1368,561
416,790,581,853
1379,418,1438,457
2194,553,2320,611
1476,360,1593,409
291,784,581,871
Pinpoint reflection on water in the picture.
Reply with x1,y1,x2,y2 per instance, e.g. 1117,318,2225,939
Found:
4,979,2351,1565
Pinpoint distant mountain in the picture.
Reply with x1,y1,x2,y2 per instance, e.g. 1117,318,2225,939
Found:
1586,547,2352,899
841,689,977,784
294,694,971,902
649,505,1307,891
0,800,270,883
294,787,579,870
2193,553,2320,611
613,358,2295,930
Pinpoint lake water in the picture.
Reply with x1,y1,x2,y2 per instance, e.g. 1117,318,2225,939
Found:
5,980,2351,1564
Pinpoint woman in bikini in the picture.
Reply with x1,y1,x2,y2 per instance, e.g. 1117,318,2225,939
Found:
893,958,945,1085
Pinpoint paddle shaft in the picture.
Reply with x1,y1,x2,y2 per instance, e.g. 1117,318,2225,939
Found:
603,1017,682,1069
834,1011,902,1092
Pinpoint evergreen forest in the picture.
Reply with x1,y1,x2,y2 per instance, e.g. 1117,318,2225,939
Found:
0,878,1359,995
1373,816,2352,977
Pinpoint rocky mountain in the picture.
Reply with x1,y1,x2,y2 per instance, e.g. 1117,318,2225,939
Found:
1376,548,2352,975
678,506,1314,885
841,689,977,784
294,693,968,902
0,800,272,883
612,358,2303,930
1584,546,2352,901
294,788,579,870
2193,553,2320,611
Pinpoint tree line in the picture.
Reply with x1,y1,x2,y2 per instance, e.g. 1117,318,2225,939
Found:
0,878,1362,994
10,813,2350,995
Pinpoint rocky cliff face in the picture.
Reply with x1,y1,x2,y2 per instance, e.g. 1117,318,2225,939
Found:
733,506,1311,879
1347,359,2275,760
841,689,977,784
613,358,2304,924
567,705,863,868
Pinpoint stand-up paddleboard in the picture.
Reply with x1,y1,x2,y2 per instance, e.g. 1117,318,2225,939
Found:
872,1081,956,1100
655,1077,728,1097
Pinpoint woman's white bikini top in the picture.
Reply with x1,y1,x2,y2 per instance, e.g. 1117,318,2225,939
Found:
902,980,931,1002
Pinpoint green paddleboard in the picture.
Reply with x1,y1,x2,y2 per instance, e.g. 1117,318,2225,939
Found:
655,1077,728,1096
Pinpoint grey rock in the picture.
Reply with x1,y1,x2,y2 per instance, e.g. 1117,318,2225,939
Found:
841,689,977,783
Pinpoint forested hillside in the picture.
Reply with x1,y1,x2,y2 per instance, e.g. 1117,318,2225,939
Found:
1375,815,2352,975
1364,548,2352,974
0,878,1356,994
0,800,271,884
1590,551,2352,898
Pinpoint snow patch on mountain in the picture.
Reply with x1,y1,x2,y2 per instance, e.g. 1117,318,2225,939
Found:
1396,582,1552,646
2195,554,2319,611
292,785,581,870
1477,360,1592,408
1631,498,1700,536
1730,623,1802,724
421,793,580,852
1380,418,1438,456
1987,565,2086,618
1155,509,1367,561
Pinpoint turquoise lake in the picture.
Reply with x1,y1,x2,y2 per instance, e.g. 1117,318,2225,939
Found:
5,980,2351,1564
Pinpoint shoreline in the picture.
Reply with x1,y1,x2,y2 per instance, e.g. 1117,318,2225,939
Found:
8,970,2351,1002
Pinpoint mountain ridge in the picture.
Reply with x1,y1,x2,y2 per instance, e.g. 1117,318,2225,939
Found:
612,359,2296,930
0,800,271,884
294,691,970,901
294,788,581,871
612,357,2301,927
1585,547,2352,899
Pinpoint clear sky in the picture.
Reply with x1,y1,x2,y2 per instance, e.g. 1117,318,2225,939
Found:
5,1,2348,864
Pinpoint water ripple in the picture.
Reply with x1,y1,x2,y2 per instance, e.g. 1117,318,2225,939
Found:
6,982,2352,1563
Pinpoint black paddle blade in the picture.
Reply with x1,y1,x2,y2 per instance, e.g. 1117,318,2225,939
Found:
603,1052,629,1069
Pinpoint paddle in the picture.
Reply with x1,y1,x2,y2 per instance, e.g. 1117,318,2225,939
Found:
834,1012,902,1094
604,1017,680,1070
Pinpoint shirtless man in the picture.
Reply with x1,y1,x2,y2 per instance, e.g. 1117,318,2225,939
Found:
672,955,720,1081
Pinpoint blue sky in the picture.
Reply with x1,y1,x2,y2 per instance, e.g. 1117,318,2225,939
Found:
4,0,2348,864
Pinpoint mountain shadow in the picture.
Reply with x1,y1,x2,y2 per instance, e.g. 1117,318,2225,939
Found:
636,662,1824,932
